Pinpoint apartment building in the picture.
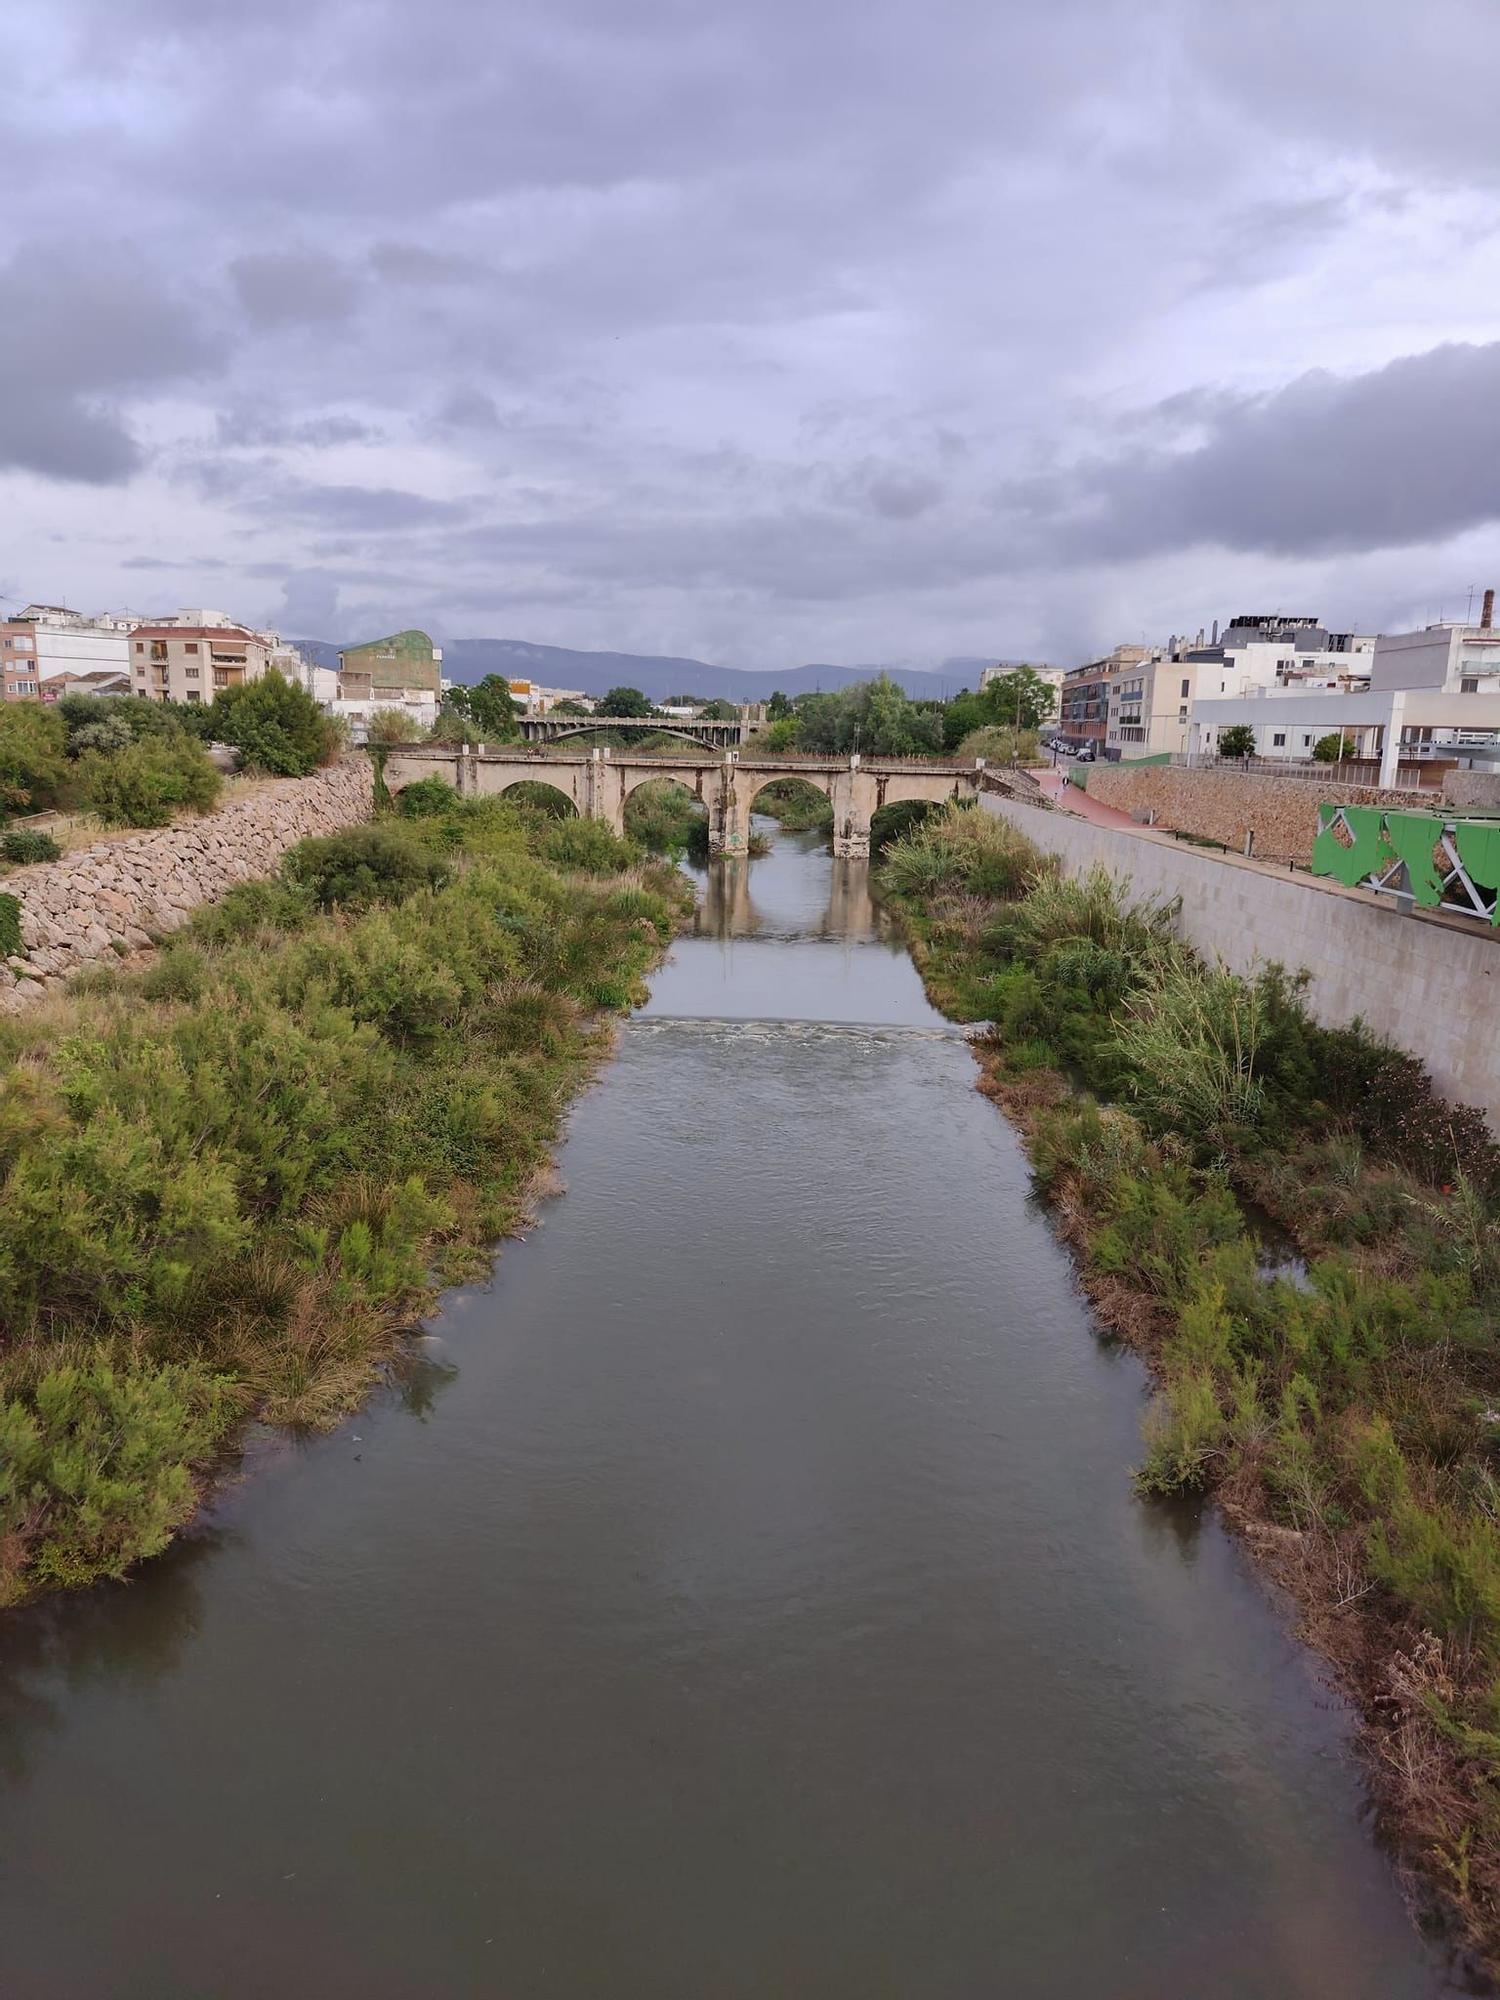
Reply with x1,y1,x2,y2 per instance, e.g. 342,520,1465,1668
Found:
1369,594,1500,703
1059,645,1151,753
0,622,42,700
128,623,270,703
1105,652,1204,757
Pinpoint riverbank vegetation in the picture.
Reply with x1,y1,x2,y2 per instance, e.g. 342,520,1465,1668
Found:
881,801,1500,1969
0,793,688,1608
749,778,834,836
0,678,343,855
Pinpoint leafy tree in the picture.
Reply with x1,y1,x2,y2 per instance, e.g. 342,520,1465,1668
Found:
980,667,1057,733
1218,724,1257,760
1313,731,1356,763
940,689,990,753
427,705,478,745
767,689,795,720
794,676,944,757
208,670,340,776
699,698,739,720
0,704,67,813
763,716,802,752
445,676,519,738
57,693,193,757
553,698,591,716
598,685,654,717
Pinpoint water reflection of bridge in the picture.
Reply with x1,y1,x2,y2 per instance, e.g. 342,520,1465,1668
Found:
691,834,887,941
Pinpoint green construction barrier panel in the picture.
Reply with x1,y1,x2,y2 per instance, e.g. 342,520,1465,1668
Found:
1454,820,1500,925
1383,812,1449,907
1311,805,1392,887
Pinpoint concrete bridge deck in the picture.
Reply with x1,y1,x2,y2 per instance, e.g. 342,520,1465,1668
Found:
382,744,989,857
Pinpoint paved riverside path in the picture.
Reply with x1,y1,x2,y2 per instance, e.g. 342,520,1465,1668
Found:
1036,767,1139,828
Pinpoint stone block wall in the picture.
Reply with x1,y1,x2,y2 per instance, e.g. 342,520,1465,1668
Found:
0,760,373,1008
1085,765,1425,864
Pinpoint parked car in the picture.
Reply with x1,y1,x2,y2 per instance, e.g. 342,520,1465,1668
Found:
1074,745,1096,763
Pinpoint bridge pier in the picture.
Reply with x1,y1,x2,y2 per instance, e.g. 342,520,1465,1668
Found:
707,760,748,858
831,765,873,858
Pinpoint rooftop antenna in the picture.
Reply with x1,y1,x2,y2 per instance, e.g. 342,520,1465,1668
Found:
1468,586,1477,624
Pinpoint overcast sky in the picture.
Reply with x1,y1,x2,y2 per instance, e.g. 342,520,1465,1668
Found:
7,0,1500,669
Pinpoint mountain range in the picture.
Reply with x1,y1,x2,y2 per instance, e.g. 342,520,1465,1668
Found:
293,636,995,702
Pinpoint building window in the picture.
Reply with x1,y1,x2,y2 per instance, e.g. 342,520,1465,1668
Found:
135,664,146,677
186,689,201,702
149,641,168,662
1180,678,1190,697
186,666,199,679
1462,677,1479,693
1178,706,1187,721
134,640,144,653
1272,732,1286,747
184,641,199,654
1302,735,1312,747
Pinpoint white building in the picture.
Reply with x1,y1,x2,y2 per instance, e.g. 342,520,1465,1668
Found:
10,604,135,681
1370,611,1500,700
506,678,591,715
1188,687,1500,784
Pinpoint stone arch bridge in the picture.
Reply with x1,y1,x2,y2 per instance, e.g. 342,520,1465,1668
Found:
381,745,990,858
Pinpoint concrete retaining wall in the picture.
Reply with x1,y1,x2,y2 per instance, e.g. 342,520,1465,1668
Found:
981,792,1500,1129
0,760,374,1009
1445,770,1500,811
1085,764,1425,864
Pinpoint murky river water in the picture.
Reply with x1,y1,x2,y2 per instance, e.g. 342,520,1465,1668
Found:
0,827,1470,1997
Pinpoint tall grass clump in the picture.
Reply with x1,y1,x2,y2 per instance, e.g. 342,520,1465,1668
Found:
0,799,690,1606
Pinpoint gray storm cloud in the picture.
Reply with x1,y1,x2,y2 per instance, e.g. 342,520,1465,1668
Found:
5,0,1500,657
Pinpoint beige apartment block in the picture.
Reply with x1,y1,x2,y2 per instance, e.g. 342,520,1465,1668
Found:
128,624,270,705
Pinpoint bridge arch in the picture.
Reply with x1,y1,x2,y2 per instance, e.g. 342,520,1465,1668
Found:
528,722,729,748
743,770,833,808
622,767,709,805
490,774,579,817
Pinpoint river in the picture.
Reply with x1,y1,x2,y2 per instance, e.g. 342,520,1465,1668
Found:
0,825,1471,1998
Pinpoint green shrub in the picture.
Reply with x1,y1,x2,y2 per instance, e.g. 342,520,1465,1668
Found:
1136,1371,1227,1493
282,823,449,909
624,780,706,856
2,829,61,865
78,734,222,828
0,1362,233,1601
541,816,638,874
0,704,67,813
139,948,207,1003
0,892,20,958
396,775,461,817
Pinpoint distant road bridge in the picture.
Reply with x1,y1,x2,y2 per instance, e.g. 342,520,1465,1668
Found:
381,745,990,858
516,714,745,747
